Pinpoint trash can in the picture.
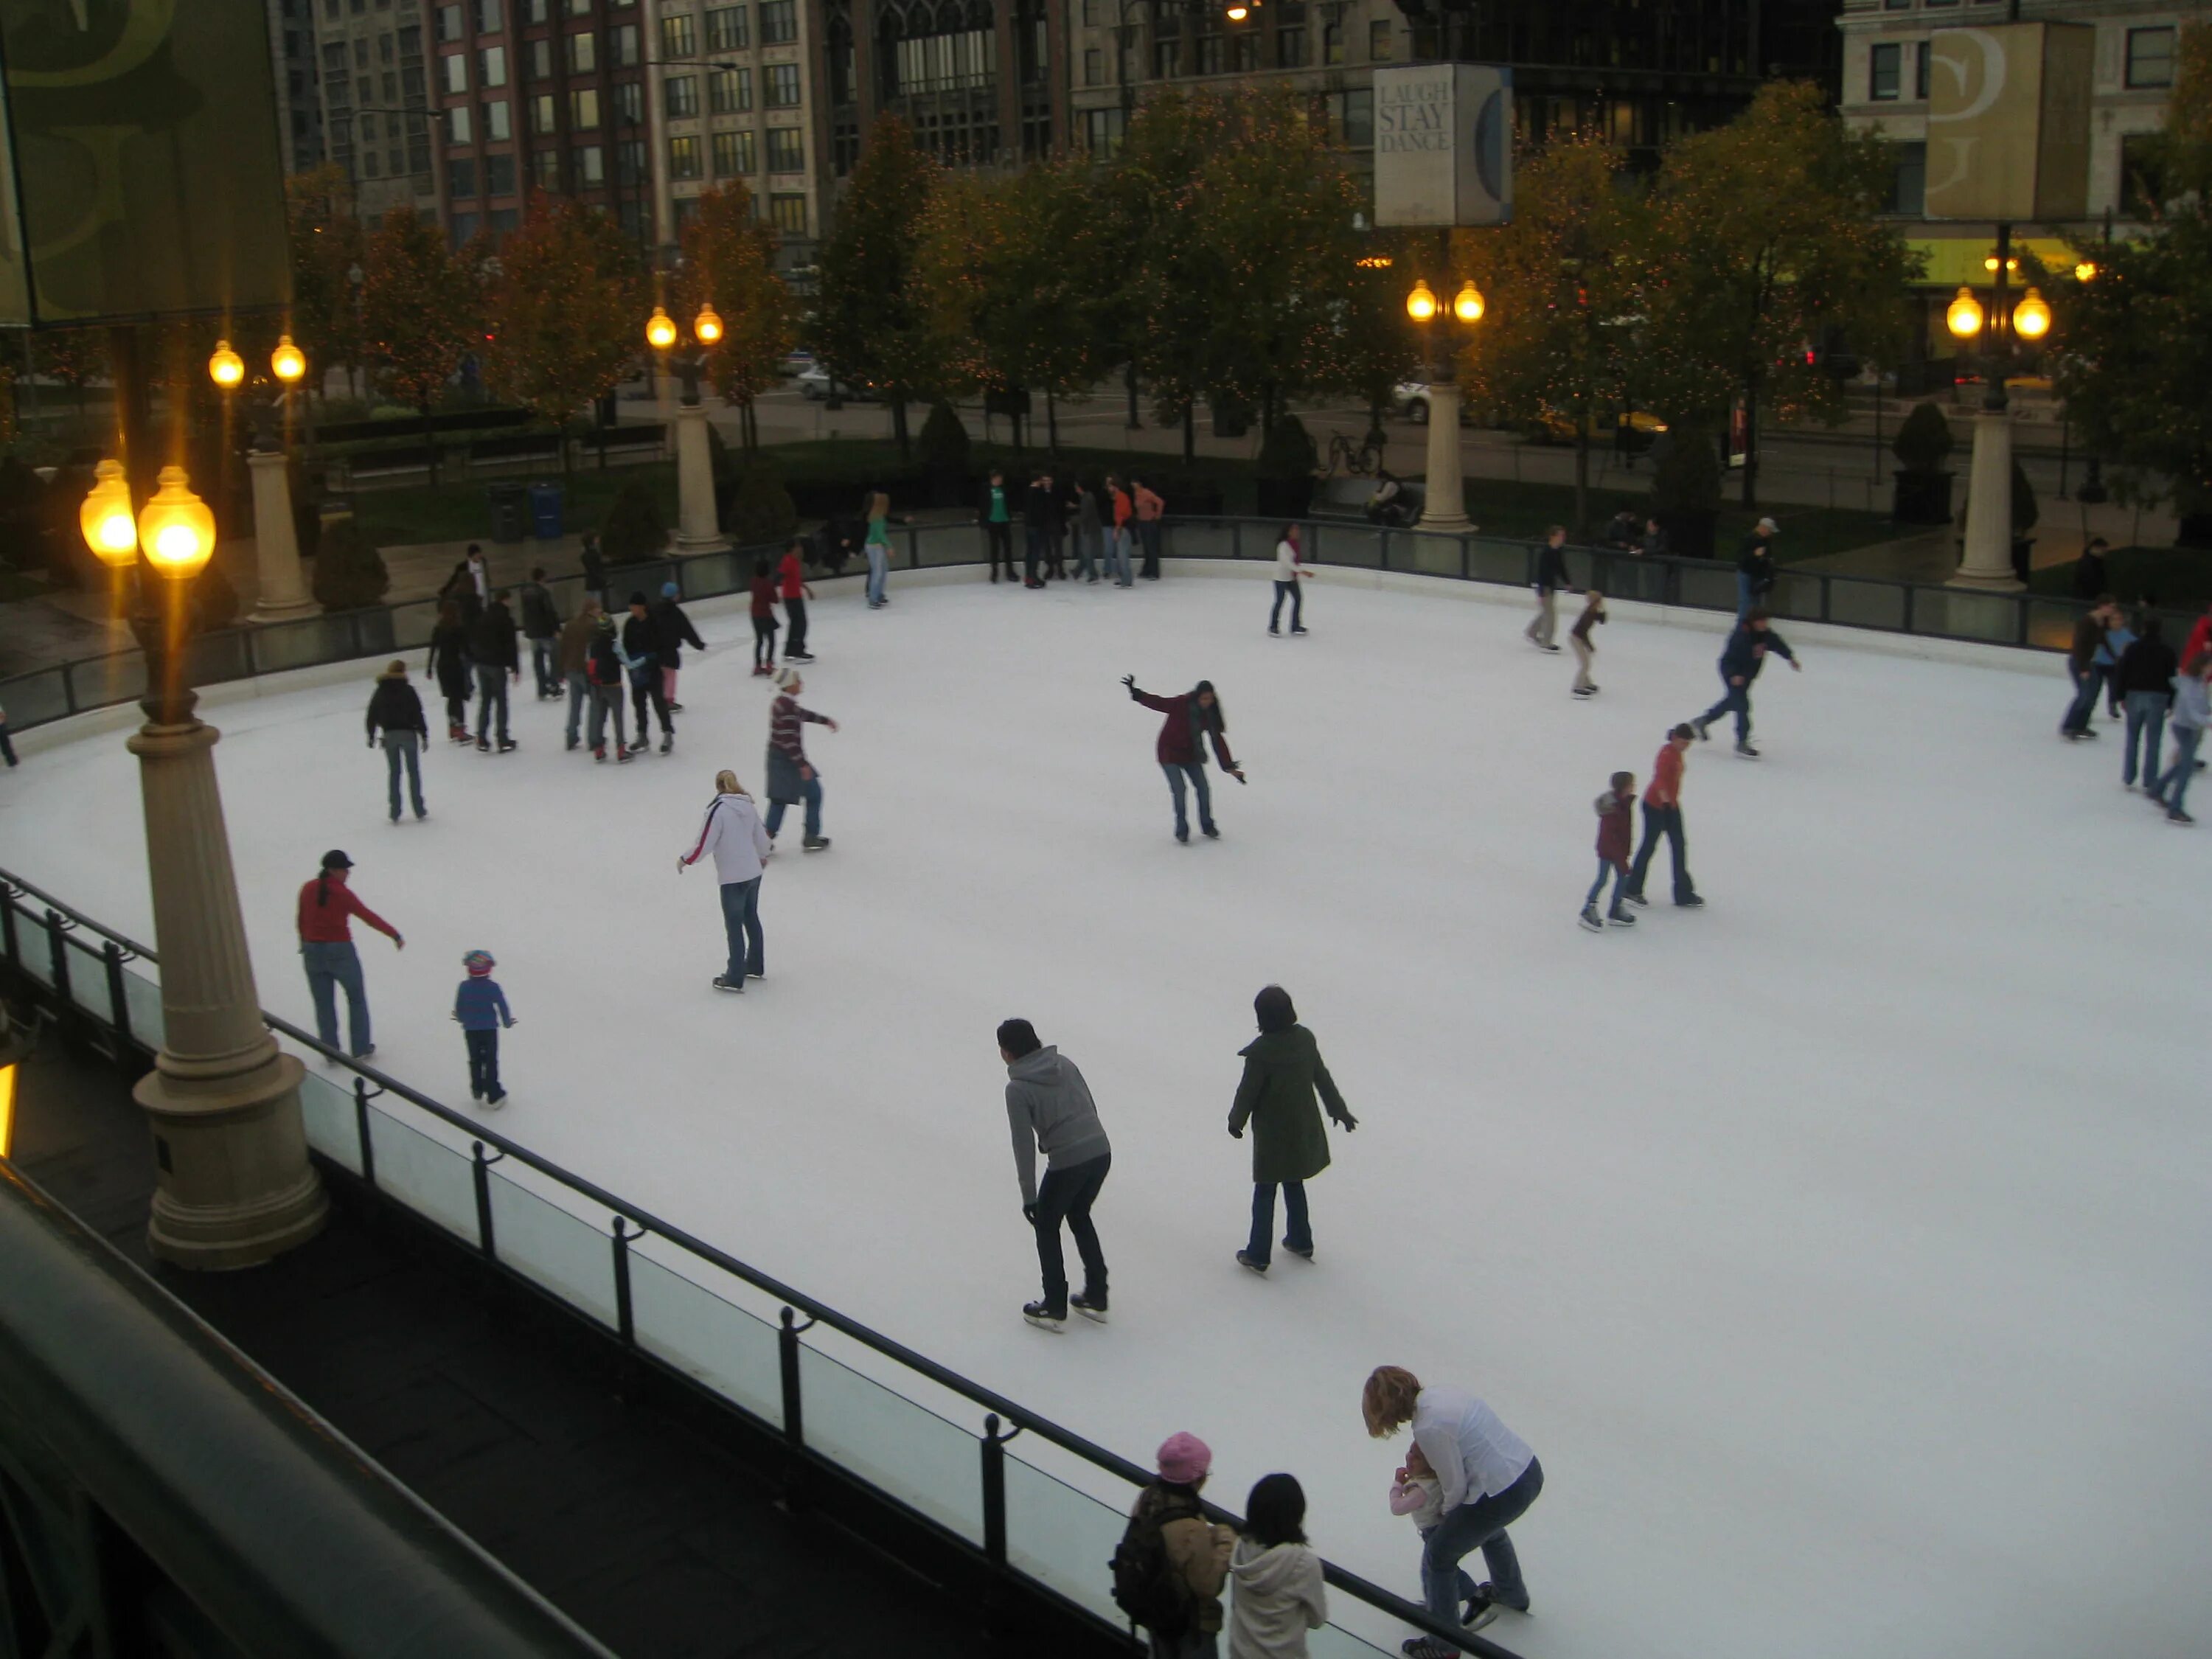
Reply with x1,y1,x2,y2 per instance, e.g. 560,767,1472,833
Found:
487,482,528,543
528,481,563,540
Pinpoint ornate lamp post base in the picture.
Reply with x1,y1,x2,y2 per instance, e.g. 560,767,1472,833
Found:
246,451,322,624
1418,383,1472,532
1952,408,2025,592
673,401,727,553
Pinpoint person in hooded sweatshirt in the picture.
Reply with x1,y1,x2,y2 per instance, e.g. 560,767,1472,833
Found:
678,769,773,992
999,1018,1111,1332
1124,675,1244,843
1228,1474,1327,1659
1228,986,1356,1274
364,660,430,822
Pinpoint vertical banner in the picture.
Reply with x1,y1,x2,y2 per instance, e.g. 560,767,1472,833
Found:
1373,64,1513,229
1923,22,2093,223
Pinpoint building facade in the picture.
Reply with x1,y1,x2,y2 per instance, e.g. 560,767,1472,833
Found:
269,0,330,175
310,0,442,223
816,0,1068,179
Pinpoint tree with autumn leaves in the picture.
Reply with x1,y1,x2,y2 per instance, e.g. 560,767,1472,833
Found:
358,207,483,471
813,115,941,459
671,182,797,454
481,194,643,470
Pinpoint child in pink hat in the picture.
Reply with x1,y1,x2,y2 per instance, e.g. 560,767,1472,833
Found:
1115,1432,1236,1656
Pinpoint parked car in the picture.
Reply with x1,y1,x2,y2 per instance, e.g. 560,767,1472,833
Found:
1391,382,1476,426
778,349,816,378
1529,406,1669,451
796,367,879,403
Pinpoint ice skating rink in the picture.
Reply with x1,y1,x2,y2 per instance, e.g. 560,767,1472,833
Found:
5,571,2205,1659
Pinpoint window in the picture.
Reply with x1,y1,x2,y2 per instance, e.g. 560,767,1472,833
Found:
770,193,807,234
1885,141,1925,215
568,30,596,72
362,114,379,141
1337,86,1372,147
2126,27,2176,89
437,1,462,39
760,0,796,44
568,0,591,13
409,137,431,174
529,38,552,75
380,32,395,62
448,154,478,195
1082,0,1096,22
611,24,639,64
484,98,510,139
533,148,560,189
450,210,479,246
524,0,549,18
573,142,605,181
1882,0,1910,9
766,126,804,172
383,72,398,101
531,93,556,133
476,0,501,30
398,22,421,53
661,12,697,56
710,67,751,112
322,41,348,71
1276,24,1306,69
1870,42,1901,101
1915,41,1930,99
712,128,756,174
1083,106,1124,156
442,52,467,91
363,150,382,178
448,103,473,142
674,195,702,232
708,6,748,50
668,133,702,178
486,153,515,194
1924,0,1958,7
479,45,506,86
766,63,801,106
1323,21,1343,64
1083,46,1102,85
354,38,371,68
666,75,699,117
403,64,425,97
571,88,600,128
1368,19,1391,60
616,139,646,182
614,82,642,122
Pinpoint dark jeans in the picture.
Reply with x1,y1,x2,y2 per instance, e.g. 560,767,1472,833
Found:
718,877,764,980
765,775,823,841
1584,856,1627,911
1627,803,1694,902
630,672,672,738
785,597,810,657
1270,580,1303,630
1245,1180,1310,1266
563,670,589,745
1138,520,1162,577
464,1027,502,1099
2154,724,2202,811
2062,662,2103,734
1163,762,1213,838
473,664,510,743
440,681,470,729
382,731,425,819
985,520,1015,580
1032,1152,1110,1312
753,613,779,667
1700,678,1752,742
1421,1458,1543,1624
2123,690,2168,786
588,682,627,753
1148,1630,1218,1659
529,636,557,697
302,940,370,1055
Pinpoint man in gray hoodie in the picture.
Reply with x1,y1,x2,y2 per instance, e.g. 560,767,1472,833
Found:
1000,1018,1112,1332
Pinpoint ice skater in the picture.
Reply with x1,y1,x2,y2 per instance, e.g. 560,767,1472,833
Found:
2062,597,2121,739
1624,725,1700,908
1107,476,1135,586
1362,1365,1543,1650
1735,516,1778,618
1524,527,1571,652
2115,616,2177,792
364,659,429,823
1568,588,1605,696
1072,478,1105,584
777,540,816,661
585,610,633,762
678,770,772,992
748,556,780,675
1133,477,1165,579
1577,771,1635,931
425,597,474,742
557,599,602,751
765,667,837,851
1693,609,1799,758
652,581,706,711
2149,652,2208,824
453,949,514,1107
1115,1433,1236,1659
1124,675,1245,843
980,469,1017,584
862,490,906,608
518,566,563,699
470,588,520,752
1228,985,1355,1273
295,849,403,1060
623,592,675,754
1269,526,1310,635
999,1018,1110,1332
1227,1474,1328,1659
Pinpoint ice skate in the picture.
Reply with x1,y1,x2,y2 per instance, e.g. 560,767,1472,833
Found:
476,737,490,752
1071,1291,1109,1324
802,835,831,852
1676,892,1705,908
1573,685,1595,698
1579,905,1604,932
1692,717,1710,740
1022,1300,1067,1332
1236,1250,1268,1275
712,975,745,992
1624,892,1649,908
1734,740,1759,759
497,738,516,754
1607,905,1635,927
658,734,673,754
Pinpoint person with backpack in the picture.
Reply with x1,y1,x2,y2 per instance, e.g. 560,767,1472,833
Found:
585,611,634,763
1226,1474,1328,1659
518,566,563,699
364,660,430,823
1113,1433,1237,1658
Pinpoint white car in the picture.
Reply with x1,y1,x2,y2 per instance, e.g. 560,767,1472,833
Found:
795,367,877,403
1391,382,1474,425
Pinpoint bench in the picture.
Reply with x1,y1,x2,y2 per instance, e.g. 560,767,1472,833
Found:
588,424,668,462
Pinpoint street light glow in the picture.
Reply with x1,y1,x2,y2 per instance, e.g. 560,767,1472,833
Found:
694,305,724,346
2011,288,2051,341
1453,279,1486,325
80,459,139,566
1405,279,1438,324
2073,260,2098,282
136,466,217,581
207,340,244,389
1225,2,1248,18
646,306,678,350
271,335,307,383
1945,286,1984,341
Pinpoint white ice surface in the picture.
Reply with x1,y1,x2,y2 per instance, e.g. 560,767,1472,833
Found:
5,572,2207,1659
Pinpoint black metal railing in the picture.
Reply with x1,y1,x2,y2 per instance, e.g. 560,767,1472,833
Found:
0,864,1520,1659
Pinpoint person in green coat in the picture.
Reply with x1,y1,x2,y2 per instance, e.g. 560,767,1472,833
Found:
1229,986,1357,1274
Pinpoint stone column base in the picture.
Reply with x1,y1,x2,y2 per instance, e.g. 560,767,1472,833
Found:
1418,383,1472,532
1951,408,2024,594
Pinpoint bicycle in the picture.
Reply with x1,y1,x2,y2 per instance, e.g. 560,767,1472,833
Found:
1321,431,1384,478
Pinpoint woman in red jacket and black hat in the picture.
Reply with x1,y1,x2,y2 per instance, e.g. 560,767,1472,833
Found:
296,849,404,1058
1123,675,1244,844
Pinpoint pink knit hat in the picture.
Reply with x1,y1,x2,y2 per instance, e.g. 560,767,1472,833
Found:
1155,1432,1212,1485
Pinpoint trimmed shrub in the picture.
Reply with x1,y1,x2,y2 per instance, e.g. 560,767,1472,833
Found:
601,479,669,563
917,400,972,475
724,456,799,545
1650,426,1722,515
1892,402,1955,473
311,516,392,611
1256,413,1318,480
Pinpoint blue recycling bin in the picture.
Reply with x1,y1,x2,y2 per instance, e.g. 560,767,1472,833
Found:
528,481,563,540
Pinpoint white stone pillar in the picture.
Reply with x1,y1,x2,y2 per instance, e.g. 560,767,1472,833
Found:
126,716,327,1269
1418,383,1471,532
247,451,320,622
1952,408,2023,591
673,401,725,552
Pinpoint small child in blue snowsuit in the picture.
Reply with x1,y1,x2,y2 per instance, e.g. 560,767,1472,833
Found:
453,949,515,1107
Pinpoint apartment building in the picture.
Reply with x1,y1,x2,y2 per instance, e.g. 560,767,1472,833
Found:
268,0,330,174
816,0,1068,179
311,0,442,222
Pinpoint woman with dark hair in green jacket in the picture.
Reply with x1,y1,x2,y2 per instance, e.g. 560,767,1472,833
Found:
1229,986,1357,1275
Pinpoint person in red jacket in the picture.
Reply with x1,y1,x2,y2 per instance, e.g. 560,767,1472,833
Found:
777,540,816,662
1623,726,1701,908
1579,771,1638,931
296,849,405,1058
1124,675,1244,843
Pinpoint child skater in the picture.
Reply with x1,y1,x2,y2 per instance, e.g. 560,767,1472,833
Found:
748,555,780,675
453,949,515,1107
1568,588,1606,697
1580,771,1637,932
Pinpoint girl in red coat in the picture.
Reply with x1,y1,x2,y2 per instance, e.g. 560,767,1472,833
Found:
1579,771,1637,932
1123,675,1244,843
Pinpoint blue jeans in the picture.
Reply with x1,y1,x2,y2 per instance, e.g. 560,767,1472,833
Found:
2062,662,2102,734
718,877,764,979
1735,571,1756,619
529,636,557,697
588,682,627,753
564,670,589,745
1110,528,1133,585
465,1027,502,1099
2123,691,2168,786
1245,1180,1310,1266
1627,804,1694,902
1584,857,1626,911
1138,519,1163,577
1163,762,1212,838
865,542,888,605
302,940,370,1055
1701,678,1752,742
1270,580,1303,630
474,664,509,743
1421,1459,1543,1623
382,731,425,819
765,775,823,840
1074,529,1099,581
2153,725,2201,811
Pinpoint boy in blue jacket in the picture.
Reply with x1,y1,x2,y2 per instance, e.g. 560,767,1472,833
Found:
1692,609,1801,759
453,949,515,1107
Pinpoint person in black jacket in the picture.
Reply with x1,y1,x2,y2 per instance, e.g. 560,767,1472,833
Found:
1692,610,1801,758
652,581,706,712
1023,472,1054,588
624,591,675,754
1736,518,1778,619
470,589,521,752
585,613,633,762
579,535,608,610
1523,527,1571,652
365,661,431,821
425,597,475,742
2116,615,2178,791
518,567,563,699
2070,538,2110,602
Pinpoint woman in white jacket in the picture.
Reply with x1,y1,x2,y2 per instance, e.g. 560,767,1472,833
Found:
677,770,773,992
1228,1473,1327,1659
1268,525,1311,636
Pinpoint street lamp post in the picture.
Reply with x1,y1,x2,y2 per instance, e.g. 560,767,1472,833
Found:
648,304,728,552
1405,265,1486,533
81,464,329,1270
1947,223,2051,592
223,335,321,623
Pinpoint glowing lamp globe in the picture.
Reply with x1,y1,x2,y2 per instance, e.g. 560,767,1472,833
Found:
80,459,139,566
136,467,216,581
2011,288,2051,341
646,306,679,350
1453,279,1486,325
694,305,724,346
1945,287,1984,341
1405,279,1438,324
1226,3,1248,18
271,335,307,383
2073,260,2098,283
207,340,245,390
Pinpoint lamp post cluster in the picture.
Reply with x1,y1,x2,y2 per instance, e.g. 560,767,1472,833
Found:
647,303,731,553
1944,224,2055,592
209,333,321,622
1402,269,1487,533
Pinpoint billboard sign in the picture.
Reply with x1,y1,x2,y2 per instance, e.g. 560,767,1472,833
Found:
1373,64,1513,229
1924,22,2093,223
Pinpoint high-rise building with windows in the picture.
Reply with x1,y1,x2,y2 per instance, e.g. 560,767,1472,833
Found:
310,0,441,223
269,0,330,175
817,0,1066,180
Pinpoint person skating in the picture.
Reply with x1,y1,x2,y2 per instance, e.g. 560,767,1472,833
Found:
1072,478,1105,584
1269,526,1311,636
557,598,601,751
1228,986,1355,1273
364,659,430,822
1113,1433,1237,1659
980,469,1017,583
1133,477,1166,579
579,533,608,611
1125,675,1245,843
678,769,773,992
1363,1366,1542,1651
1523,527,1571,652
518,566,563,698
622,592,675,754
1568,588,1605,697
2097,608,2135,722
1735,516,1778,619
765,667,837,849
1023,471,1054,588
453,949,515,1107
1227,1474,1328,1659
470,588,521,752
748,555,781,674
295,850,403,1059
861,490,905,608
1624,725,1700,908
585,609,633,762
652,581,706,711
2149,652,2209,824
2062,597,2121,739
1578,771,1636,931
999,1018,1111,1332
1693,609,1799,758
425,596,474,742
2115,616,2177,792
776,540,816,661
1107,475,1136,586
